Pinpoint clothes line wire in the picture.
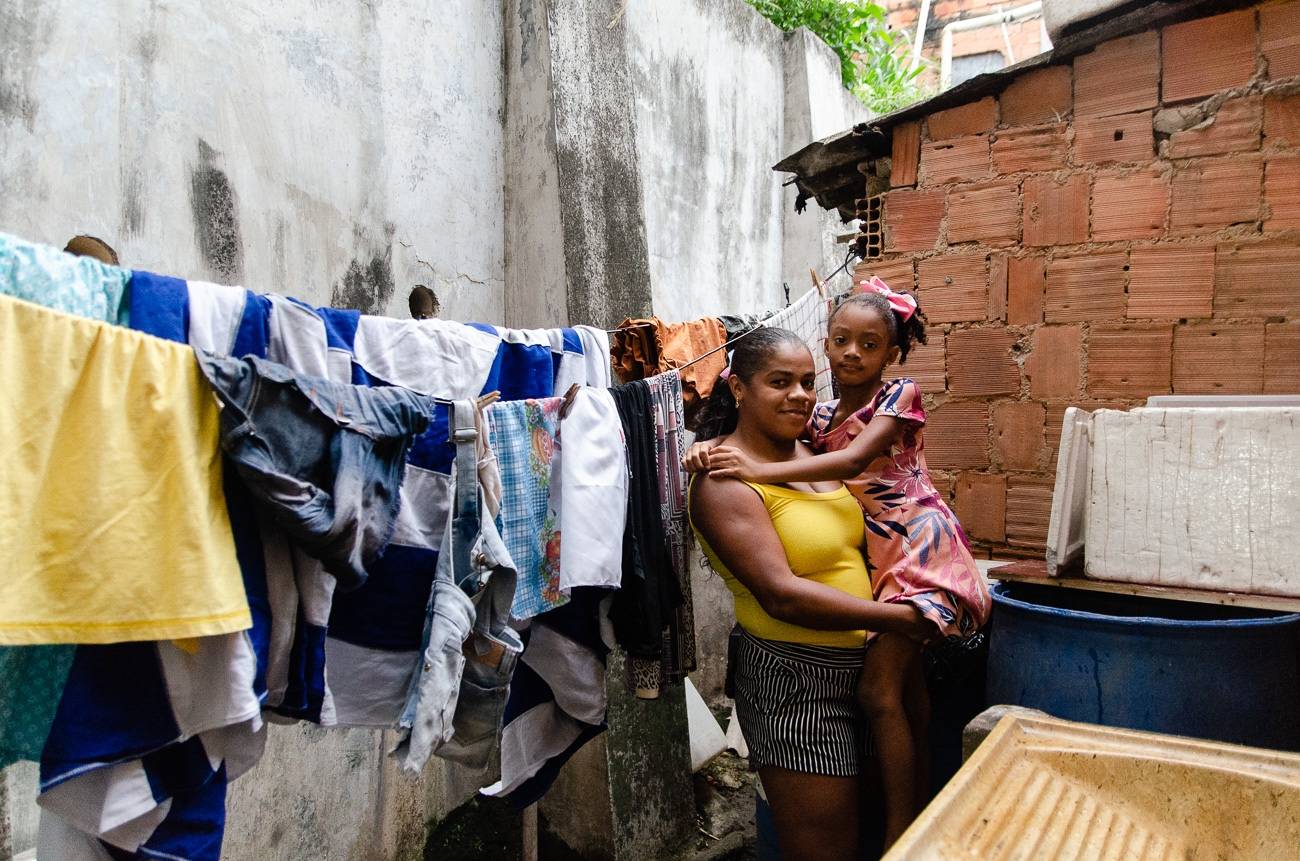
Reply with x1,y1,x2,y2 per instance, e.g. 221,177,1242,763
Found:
602,246,864,374
674,318,767,372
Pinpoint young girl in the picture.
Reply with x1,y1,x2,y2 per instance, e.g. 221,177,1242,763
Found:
689,278,991,848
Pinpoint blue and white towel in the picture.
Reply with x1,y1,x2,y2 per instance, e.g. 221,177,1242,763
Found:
38,267,609,860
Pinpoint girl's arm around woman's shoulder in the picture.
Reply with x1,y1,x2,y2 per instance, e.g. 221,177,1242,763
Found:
705,415,906,484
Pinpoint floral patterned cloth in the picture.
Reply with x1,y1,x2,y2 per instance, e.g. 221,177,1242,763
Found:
487,398,567,619
808,378,991,641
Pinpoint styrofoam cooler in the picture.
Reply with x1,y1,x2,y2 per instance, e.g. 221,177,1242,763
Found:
1046,404,1300,597
1084,406,1300,596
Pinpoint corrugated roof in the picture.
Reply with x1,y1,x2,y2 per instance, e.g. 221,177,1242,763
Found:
775,0,1258,221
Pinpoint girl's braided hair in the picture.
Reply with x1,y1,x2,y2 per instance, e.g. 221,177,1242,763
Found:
828,289,928,363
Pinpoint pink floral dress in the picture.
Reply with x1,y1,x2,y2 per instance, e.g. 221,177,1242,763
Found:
808,378,991,641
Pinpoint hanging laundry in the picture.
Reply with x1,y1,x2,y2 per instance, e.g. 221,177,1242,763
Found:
29,276,300,861
127,266,605,732
610,316,728,421
0,232,615,859
396,401,522,773
488,387,629,621
608,380,683,698
487,398,567,619
0,231,130,324
25,272,285,861
487,587,612,806
0,294,249,644
352,314,505,399
37,635,263,859
763,286,835,401
552,325,614,391
195,352,435,593
0,646,76,768
39,760,232,861
470,325,560,400
483,389,629,796
555,387,628,594
717,312,770,342
646,372,697,680
0,236,138,766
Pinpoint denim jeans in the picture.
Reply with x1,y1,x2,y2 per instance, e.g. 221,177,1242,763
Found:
195,352,433,592
394,399,522,774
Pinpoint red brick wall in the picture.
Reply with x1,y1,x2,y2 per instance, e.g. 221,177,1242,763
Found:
857,2,1300,558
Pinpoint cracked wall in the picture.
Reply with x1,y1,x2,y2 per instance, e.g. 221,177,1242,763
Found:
0,0,506,322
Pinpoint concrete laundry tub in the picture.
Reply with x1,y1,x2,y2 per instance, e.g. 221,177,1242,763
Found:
886,711,1300,860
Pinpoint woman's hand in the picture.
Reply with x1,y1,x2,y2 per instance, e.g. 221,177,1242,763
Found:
682,439,721,473
702,446,765,482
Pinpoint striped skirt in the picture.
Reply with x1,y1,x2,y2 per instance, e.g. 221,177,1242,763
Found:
732,629,867,777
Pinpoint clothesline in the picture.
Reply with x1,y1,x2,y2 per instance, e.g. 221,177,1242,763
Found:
675,282,858,372
611,246,862,372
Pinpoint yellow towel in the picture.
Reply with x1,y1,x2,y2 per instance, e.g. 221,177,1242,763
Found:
0,294,250,644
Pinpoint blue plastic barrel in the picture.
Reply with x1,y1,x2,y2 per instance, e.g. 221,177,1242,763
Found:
987,582,1300,750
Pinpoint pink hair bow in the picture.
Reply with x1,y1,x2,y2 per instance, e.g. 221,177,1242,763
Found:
858,276,918,321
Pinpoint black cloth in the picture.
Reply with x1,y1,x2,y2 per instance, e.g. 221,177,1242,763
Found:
717,313,768,342
607,381,682,658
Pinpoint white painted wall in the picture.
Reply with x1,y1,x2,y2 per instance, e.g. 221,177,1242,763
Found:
0,0,505,322
782,28,873,296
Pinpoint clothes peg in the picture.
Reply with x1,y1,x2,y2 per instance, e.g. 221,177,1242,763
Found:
559,383,580,419
810,267,827,300
476,390,501,410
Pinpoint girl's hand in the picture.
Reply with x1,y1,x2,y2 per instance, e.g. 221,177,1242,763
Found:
702,446,764,482
682,439,721,473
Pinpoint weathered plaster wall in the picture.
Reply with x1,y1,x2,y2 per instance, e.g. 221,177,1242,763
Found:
504,0,570,328
626,3,868,322
781,27,873,296
0,0,505,322
626,0,787,322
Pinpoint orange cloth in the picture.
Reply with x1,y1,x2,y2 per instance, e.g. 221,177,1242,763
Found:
611,317,727,421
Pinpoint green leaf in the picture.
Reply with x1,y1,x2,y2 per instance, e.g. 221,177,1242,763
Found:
744,0,934,111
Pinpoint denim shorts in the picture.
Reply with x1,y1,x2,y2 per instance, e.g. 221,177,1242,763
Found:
394,399,522,774
196,352,434,591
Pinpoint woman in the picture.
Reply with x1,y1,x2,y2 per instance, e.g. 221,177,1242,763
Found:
688,327,926,860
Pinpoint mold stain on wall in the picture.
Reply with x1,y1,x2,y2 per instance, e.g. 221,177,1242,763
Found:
189,139,245,282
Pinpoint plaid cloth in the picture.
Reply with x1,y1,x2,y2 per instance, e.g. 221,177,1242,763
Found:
487,398,567,620
765,286,834,402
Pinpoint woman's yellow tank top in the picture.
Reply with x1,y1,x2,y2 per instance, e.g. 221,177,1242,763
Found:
689,478,872,647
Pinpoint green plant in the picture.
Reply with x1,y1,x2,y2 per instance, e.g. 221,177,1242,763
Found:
747,0,932,115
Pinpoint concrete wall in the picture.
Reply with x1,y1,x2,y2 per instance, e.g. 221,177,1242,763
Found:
626,0,786,321
780,27,873,298
0,0,505,322
626,2,868,322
